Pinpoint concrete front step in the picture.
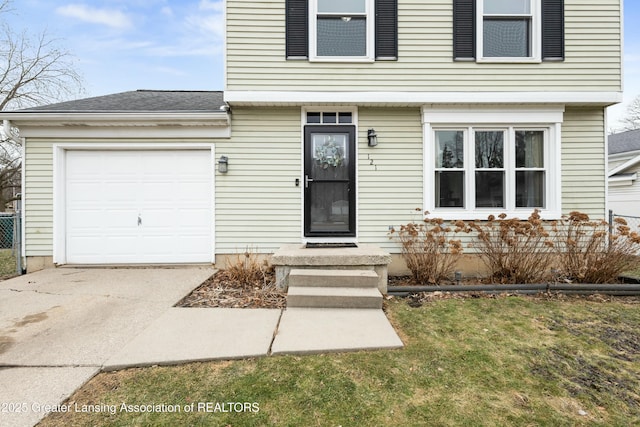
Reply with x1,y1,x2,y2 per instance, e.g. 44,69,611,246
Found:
287,286,383,309
271,244,391,293
288,268,379,288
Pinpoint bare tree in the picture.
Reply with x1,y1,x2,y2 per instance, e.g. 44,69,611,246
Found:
619,95,640,132
0,0,83,211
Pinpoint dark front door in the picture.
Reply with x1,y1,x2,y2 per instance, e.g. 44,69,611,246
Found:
304,125,356,237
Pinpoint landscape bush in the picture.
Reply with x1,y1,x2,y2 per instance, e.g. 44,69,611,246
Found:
388,210,466,284
554,212,640,283
468,210,555,283
391,209,640,284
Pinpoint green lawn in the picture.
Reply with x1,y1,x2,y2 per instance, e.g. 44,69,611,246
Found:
41,296,640,427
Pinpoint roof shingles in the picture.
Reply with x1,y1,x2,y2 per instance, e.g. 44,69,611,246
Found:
609,129,640,155
15,90,225,113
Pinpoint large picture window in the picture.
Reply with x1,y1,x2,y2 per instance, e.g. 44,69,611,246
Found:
429,125,556,218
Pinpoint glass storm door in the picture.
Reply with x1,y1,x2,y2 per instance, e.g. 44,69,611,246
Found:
304,126,356,237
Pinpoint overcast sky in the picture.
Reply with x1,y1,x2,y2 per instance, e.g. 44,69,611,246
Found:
4,0,638,130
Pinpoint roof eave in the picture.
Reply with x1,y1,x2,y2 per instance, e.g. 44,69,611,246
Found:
0,111,229,125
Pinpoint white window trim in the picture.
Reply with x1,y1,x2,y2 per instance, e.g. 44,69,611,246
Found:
422,106,563,220
309,0,375,63
476,0,542,63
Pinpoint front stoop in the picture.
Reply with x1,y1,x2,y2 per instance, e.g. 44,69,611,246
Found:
271,244,392,294
286,268,382,309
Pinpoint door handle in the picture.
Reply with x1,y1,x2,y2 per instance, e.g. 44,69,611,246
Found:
305,175,314,188
137,214,142,226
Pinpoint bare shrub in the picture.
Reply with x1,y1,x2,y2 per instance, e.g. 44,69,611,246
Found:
389,211,466,284
469,210,555,283
555,212,640,283
225,248,272,287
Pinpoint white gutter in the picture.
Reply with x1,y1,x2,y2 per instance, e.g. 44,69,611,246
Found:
2,120,19,143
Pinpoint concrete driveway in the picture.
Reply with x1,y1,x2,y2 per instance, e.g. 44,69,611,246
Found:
0,267,403,427
0,267,214,427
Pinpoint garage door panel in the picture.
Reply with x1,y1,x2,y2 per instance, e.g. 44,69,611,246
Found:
177,182,211,201
177,236,211,254
105,236,139,256
177,209,211,227
141,183,176,203
66,183,103,203
104,183,139,203
65,150,213,264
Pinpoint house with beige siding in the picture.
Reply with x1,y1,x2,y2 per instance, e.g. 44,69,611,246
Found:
608,129,640,217
0,0,623,276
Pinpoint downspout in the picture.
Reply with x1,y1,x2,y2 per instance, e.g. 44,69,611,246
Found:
3,120,19,143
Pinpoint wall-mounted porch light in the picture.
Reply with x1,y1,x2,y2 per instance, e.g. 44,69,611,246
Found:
367,129,378,147
218,155,229,173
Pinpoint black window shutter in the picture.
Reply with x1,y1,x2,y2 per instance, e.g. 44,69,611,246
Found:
375,0,398,60
286,0,308,59
542,0,564,61
453,0,475,60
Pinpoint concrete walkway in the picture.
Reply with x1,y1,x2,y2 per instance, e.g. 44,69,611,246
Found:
0,268,403,427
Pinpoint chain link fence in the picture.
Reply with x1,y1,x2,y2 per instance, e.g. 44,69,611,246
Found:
0,211,22,279
609,210,640,232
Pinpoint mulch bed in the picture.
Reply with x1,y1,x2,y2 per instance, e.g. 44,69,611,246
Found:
176,269,287,309
176,271,640,309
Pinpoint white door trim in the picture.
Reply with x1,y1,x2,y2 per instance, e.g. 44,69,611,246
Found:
53,143,215,265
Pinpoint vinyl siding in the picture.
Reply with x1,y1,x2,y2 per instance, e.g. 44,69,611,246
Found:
226,0,622,93
24,141,53,257
608,156,640,217
609,166,640,217
22,106,607,258
358,107,423,250
216,107,302,253
561,106,607,218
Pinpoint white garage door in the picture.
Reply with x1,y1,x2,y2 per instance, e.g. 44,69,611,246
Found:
65,150,212,264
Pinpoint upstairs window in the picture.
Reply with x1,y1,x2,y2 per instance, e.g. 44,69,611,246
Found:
481,0,536,59
286,0,398,61
312,0,370,59
453,0,564,62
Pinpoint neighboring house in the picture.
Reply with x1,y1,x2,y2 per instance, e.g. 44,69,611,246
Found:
608,129,640,217
0,0,623,274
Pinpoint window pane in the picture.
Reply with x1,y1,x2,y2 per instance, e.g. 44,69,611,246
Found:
516,171,545,208
338,112,353,123
318,0,366,14
312,134,349,180
317,17,366,56
436,131,464,168
436,171,464,208
475,131,504,168
323,112,337,123
307,112,321,124
309,182,350,233
484,0,530,14
475,171,504,208
483,19,530,57
516,131,544,168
